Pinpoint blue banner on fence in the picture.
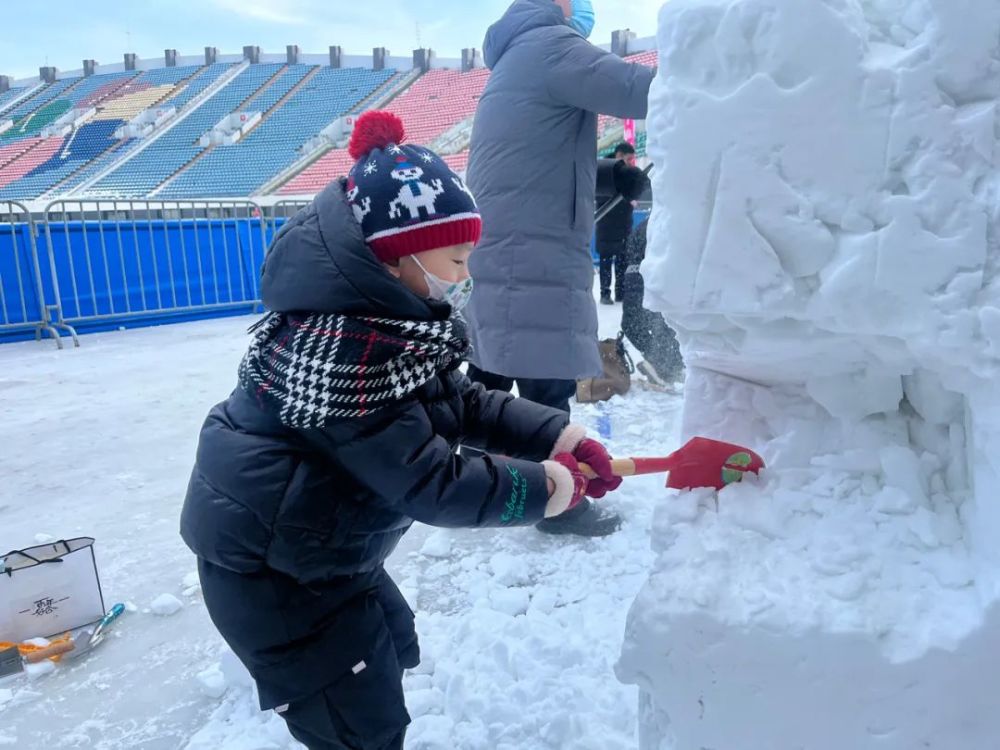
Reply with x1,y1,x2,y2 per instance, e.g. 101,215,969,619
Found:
0,215,286,343
3,208,650,345
0,222,44,331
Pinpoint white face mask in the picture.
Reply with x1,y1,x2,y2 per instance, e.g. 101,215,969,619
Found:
412,257,474,311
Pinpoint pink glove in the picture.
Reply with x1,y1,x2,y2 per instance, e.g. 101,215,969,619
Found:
552,454,590,512
572,439,623,499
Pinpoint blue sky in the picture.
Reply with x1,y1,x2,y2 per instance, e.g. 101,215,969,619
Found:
1,0,663,81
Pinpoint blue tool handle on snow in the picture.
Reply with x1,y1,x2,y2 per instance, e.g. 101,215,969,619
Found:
93,603,126,638
103,603,126,625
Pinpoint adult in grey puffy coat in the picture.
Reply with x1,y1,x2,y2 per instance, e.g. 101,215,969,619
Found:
465,0,654,383
464,0,654,537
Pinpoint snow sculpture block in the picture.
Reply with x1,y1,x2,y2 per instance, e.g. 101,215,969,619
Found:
617,1,1000,748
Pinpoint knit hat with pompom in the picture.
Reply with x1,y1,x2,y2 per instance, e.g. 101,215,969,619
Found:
345,111,481,263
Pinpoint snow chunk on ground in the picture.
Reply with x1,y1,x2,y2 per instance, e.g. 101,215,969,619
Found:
185,687,298,750
488,552,532,587
408,714,455,749
23,661,56,681
419,530,453,559
486,588,530,617
220,647,255,691
197,666,228,699
182,571,203,597
150,593,184,617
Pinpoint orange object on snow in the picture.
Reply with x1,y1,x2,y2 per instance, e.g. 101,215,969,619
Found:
0,632,73,663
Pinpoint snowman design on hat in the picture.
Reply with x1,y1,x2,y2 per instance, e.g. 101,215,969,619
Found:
388,155,446,222
345,177,372,225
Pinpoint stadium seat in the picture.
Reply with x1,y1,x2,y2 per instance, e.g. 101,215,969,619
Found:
279,68,488,194
0,64,232,198
86,63,284,197
0,47,656,201
0,86,28,112
158,65,395,198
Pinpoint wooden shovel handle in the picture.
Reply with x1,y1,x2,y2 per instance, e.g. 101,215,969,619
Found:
578,457,675,480
23,640,75,664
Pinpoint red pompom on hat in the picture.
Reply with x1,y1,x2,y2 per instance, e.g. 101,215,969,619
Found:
345,111,481,263
348,111,406,160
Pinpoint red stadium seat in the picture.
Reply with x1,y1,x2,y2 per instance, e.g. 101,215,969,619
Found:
280,68,490,194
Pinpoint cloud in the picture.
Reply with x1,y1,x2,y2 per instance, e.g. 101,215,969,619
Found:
593,0,664,38
0,1,668,81
210,0,308,25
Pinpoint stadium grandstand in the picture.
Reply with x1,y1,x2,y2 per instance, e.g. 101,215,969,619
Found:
0,35,656,347
0,36,656,205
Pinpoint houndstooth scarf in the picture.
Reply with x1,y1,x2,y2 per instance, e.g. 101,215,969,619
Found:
239,312,469,427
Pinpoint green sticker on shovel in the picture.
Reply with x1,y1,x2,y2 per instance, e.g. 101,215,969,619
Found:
721,452,753,486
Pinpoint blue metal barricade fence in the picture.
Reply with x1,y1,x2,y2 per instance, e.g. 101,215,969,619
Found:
40,199,269,336
265,199,311,244
0,200,77,348
5,194,632,347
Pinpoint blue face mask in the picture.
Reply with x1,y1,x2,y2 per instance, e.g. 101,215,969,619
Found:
568,0,596,39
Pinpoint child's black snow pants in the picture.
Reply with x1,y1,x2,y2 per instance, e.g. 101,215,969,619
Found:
282,694,407,750
198,560,419,750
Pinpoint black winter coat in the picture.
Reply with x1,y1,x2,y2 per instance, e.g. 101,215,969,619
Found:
180,179,569,709
595,199,633,250
594,159,649,248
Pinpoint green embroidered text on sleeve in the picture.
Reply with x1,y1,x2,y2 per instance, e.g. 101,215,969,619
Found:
500,466,528,524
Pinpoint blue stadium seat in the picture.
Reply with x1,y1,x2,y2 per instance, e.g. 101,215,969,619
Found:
0,87,27,113
0,64,227,198
0,61,443,200
0,118,127,199
4,77,81,120
136,65,205,87
50,138,136,195
87,63,285,197
158,66,395,198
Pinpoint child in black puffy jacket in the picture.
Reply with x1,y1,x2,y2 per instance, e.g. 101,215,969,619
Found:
180,112,622,750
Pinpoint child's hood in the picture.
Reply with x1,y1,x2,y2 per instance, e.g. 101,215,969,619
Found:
259,178,450,321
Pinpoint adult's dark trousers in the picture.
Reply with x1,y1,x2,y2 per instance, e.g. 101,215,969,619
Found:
598,239,626,299
466,364,576,415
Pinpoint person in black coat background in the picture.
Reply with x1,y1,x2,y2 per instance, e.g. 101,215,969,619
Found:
179,112,622,750
596,142,640,305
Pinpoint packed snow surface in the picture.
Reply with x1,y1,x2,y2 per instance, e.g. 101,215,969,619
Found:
620,0,1000,748
1,292,672,749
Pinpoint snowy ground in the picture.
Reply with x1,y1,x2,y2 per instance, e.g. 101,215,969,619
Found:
0,295,682,749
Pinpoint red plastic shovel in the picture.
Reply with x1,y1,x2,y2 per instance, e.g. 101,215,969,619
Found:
579,437,765,491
